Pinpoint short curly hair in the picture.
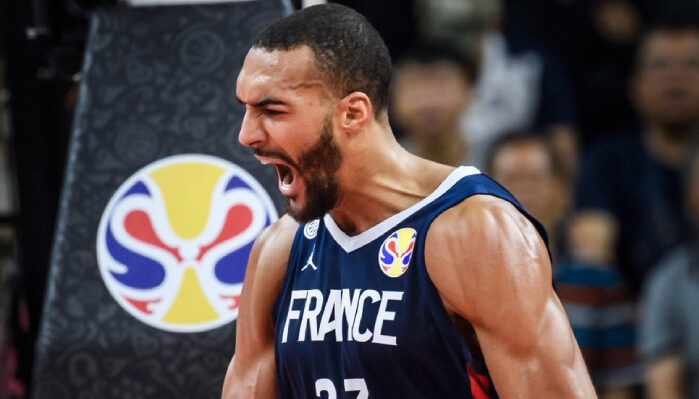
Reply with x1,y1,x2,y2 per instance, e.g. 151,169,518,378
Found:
252,4,392,115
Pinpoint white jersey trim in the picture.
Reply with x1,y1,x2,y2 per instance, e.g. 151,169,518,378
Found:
323,166,480,253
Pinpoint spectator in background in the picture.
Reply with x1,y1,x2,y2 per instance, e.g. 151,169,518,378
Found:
416,0,578,173
641,137,699,399
505,1,699,150
555,255,640,399
391,43,477,166
485,132,569,257
562,19,699,399
570,20,699,296
506,0,643,147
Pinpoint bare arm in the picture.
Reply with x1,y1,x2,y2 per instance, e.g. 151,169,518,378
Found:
221,216,298,399
426,195,596,399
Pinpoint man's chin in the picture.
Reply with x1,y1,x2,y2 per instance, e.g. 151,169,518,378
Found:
285,198,317,223
284,196,332,223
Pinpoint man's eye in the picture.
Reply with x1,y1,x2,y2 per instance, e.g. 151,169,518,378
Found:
265,108,284,116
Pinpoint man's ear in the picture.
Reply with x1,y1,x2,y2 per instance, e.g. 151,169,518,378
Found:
338,92,372,134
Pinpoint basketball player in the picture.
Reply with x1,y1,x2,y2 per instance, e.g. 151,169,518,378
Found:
222,4,595,398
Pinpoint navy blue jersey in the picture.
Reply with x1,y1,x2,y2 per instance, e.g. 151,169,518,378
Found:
273,167,548,398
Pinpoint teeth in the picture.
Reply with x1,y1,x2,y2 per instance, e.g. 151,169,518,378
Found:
282,171,293,187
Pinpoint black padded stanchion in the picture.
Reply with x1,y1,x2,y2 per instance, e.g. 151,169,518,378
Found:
32,1,289,397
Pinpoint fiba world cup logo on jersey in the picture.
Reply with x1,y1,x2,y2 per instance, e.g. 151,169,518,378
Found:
96,154,277,332
378,227,417,278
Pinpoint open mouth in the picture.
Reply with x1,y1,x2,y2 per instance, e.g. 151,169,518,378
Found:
275,163,294,189
254,153,297,194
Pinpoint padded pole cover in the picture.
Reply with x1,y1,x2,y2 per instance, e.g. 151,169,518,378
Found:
32,1,289,397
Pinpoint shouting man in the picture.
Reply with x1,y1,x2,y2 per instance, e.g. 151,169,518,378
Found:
222,4,595,398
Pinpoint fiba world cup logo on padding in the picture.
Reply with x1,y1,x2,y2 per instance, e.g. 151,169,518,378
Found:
97,154,277,332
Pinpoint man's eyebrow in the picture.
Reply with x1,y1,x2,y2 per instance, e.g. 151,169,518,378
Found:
236,96,286,107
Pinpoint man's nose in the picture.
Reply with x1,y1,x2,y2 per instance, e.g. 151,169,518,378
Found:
238,112,265,148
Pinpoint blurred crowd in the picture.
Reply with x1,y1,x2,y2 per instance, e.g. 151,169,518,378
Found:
1,0,698,398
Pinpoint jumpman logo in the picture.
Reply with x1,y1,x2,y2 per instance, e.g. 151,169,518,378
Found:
301,247,317,271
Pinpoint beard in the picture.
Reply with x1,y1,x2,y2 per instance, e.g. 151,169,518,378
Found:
255,117,343,223
288,118,343,222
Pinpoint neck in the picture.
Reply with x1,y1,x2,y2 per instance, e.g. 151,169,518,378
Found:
647,124,696,168
414,128,467,167
328,126,454,236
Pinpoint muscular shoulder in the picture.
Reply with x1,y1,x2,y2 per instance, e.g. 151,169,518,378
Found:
425,195,551,325
426,194,545,263
249,214,298,277
253,215,298,271
245,214,299,295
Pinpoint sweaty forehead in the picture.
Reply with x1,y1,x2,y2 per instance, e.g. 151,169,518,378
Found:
236,46,327,101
